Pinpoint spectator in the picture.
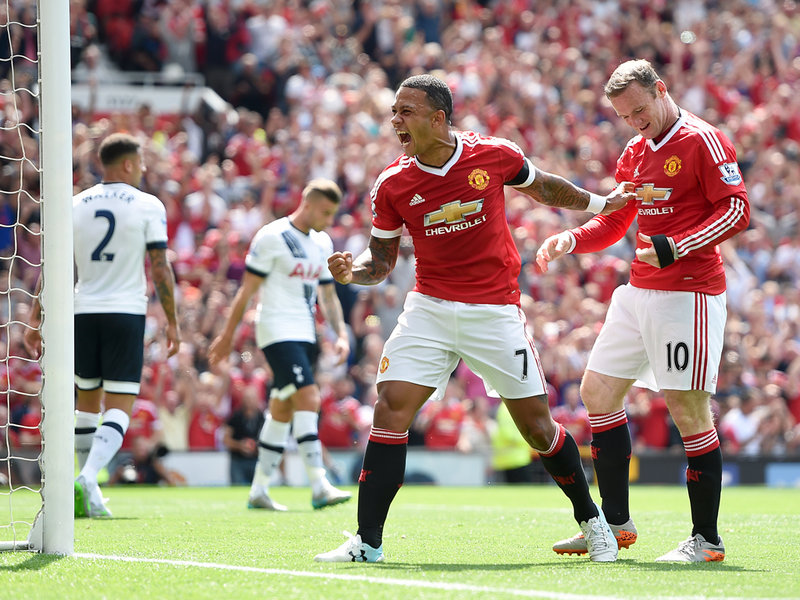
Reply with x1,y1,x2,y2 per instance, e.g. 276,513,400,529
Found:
109,436,184,486
416,379,467,450
490,402,537,484
551,382,591,447
318,376,369,450
188,371,226,451
222,385,265,485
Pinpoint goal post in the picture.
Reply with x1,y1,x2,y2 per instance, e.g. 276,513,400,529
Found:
37,0,75,556
0,0,74,554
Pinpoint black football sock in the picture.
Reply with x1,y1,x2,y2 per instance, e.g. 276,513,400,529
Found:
683,430,722,544
588,410,632,526
356,428,408,548
539,425,597,523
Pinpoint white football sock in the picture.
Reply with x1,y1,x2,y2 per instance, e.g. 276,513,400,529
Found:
74,410,101,471
79,408,129,485
250,415,290,495
293,410,327,494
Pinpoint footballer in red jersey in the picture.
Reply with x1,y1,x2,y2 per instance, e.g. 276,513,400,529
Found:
317,74,636,565
371,131,529,305
537,59,748,563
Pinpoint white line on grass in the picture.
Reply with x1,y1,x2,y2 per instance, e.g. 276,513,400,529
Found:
72,553,772,600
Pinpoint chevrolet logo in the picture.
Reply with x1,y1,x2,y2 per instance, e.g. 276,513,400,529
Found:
636,184,672,205
424,199,484,226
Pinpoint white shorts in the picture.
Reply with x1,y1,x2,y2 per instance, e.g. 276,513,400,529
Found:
376,292,547,400
587,284,726,393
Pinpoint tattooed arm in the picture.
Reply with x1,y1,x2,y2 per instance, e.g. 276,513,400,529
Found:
327,235,400,286
518,167,634,215
148,247,181,357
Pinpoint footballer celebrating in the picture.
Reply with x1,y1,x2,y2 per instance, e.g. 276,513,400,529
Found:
537,59,749,562
315,74,635,564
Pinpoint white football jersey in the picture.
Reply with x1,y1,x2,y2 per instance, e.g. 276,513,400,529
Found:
245,217,334,347
73,182,168,315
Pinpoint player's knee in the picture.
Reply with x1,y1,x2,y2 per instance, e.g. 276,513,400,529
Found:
372,396,415,432
516,416,556,451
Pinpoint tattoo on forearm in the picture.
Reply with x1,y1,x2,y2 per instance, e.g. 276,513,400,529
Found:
530,171,590,210
149,249,178,324
351,237,399,285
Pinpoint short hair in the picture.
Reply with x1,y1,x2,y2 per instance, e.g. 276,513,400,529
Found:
98,132,140,166
604,59,661,99
303,178,342,205
399,74,454,124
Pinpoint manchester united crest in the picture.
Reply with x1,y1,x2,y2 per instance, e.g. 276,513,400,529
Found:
663,155,682,177
379,356,389,373
468,168,490,190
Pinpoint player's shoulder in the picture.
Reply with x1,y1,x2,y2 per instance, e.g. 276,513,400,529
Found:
459,130,524,156
372,154,417,196
310,227,333,247
678,111,737,158
253,216,288,241
679,111,729,143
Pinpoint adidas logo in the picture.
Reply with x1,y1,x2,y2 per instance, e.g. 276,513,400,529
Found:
409,193,425,206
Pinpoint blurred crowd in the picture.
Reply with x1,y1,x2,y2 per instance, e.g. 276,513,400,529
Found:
2,0,800,487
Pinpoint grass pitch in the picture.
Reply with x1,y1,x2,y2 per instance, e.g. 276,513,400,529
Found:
1,484,799,599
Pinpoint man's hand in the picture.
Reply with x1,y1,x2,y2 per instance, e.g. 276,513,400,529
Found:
333,336,350,365
208,333,233,367
600,181,636,215
327,251,354,284
535,231,574,273
636,233,658,267
165,323,181,358
23,327,42,359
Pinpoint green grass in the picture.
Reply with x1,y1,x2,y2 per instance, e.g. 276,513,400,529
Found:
2,485,799,599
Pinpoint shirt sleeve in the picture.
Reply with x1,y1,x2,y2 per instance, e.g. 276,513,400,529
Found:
370,164,404,238
570,202,637,253
145,195,169,246
671,132,749,257
245,227,277,276
318,232,335,284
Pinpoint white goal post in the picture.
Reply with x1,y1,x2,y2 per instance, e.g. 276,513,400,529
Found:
0,0,74,554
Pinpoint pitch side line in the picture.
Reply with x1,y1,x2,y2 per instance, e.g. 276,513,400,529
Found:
73,553,767,600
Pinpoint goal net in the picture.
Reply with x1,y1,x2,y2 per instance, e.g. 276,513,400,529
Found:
0,0,74,554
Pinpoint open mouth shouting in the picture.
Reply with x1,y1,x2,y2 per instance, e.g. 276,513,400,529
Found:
396,130,412,148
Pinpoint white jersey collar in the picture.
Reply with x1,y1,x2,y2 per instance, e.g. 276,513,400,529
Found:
647,109,686,152
414,132,463,176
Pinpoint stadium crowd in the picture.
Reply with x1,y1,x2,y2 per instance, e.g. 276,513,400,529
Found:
2,0,800,486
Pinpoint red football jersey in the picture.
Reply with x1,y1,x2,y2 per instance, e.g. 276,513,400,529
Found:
571,111,749,294
121,399,161,450
370,131,527,305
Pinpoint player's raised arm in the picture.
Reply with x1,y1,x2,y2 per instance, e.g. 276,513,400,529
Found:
328,235,400,286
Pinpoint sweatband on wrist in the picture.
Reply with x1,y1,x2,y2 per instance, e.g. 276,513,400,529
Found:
586,193,606,214
651,234,676,267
